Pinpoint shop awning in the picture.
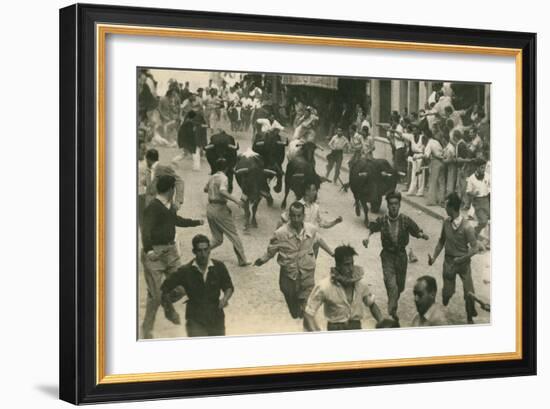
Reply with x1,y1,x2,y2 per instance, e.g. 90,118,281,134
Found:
281,75,338,90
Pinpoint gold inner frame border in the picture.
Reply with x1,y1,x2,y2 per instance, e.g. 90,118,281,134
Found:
95,23,523,385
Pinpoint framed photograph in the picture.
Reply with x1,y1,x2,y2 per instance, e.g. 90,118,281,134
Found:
59,3,536,404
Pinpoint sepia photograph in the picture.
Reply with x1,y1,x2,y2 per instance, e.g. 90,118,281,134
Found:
137,68,492,340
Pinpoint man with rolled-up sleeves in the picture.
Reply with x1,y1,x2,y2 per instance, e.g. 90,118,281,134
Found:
255,201,334,327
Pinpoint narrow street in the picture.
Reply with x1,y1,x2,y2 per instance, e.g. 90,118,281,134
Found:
139,125,491,339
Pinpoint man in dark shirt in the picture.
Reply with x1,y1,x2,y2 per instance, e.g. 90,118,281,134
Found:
362,191,429,322
141,175,204,339
429,193,479,324
161,234,234,337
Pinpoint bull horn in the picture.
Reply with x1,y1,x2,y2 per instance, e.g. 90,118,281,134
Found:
235,168,249,174
228,144,237,149
263,169,277,176
255,141,265,146
358,172,368,177
397,171,407,177
293,173,305,178
204,144,214,150
381,171,392,177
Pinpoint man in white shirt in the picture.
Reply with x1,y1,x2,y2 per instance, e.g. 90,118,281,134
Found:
466,158,491,243
325,127,350,183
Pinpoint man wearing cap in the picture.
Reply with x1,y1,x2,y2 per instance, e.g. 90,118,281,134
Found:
141,174,204,339
255,201,334,325
303,245,384,331
363,191,429,322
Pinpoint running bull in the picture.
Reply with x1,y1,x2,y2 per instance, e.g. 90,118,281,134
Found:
234,149,277,230
205,129,238,193
347,157,398,226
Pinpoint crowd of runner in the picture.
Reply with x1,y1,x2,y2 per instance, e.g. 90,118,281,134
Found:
138,69,490,339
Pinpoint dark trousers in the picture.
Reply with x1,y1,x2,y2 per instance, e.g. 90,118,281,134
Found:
326,150,344,182
380,249,408,317
394,147,408,175
186,319,225,337
327,320,362,331
442,255,477,320
279,271,314,319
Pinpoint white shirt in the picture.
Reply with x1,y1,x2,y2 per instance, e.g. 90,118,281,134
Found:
256,118,284,133
360,119,371,132
410,136,425,159
466,174,491,197
393,124,406,149
281,199,332,228
240,97,253,108
424,138,443,159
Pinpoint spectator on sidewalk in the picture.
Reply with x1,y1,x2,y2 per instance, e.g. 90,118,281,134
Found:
424,132,445,206
406,129,427,197
443,131,458,197
466,158,491,249
348,124,363,169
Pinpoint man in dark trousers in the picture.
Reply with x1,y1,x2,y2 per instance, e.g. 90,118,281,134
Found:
161,234,234,337
255,201,334,327
362,191,429,322
429,192,479,324
141,175,204,339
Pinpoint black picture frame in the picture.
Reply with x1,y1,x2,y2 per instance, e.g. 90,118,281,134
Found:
59,3,536,405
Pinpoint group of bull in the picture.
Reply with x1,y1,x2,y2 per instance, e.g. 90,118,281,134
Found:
204,126,399,229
